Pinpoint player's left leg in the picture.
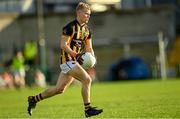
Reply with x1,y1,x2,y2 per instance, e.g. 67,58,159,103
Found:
68,64,103,117
86,67,96,81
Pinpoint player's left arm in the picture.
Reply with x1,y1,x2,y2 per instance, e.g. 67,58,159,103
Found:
85,38,96,79
85,38,95,56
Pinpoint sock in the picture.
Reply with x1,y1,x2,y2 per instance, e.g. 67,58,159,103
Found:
84,103,91,111
34,93,43,102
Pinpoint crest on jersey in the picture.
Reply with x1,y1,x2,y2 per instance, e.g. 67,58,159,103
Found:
73,39,82,47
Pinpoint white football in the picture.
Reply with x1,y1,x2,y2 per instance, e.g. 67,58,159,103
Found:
81,52,96,69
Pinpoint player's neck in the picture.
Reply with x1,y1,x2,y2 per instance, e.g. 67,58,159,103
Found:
76,18,85,26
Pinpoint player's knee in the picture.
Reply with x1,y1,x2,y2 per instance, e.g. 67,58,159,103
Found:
83,76,91,84
56,90,64,94
55,87,65,94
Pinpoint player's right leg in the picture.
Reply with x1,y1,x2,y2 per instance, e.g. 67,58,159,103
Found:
27,73,74,116
40,73,74,99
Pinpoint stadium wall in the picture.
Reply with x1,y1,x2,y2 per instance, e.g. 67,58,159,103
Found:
0,7,175,80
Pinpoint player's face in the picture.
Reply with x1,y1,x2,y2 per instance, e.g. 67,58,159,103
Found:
78,9,91,24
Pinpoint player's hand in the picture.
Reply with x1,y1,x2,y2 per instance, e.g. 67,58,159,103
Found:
76,53,84,65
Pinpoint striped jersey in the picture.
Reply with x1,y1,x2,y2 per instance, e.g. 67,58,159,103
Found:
60,19,92,64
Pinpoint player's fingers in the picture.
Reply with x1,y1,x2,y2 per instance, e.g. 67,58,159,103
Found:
79,58,84,65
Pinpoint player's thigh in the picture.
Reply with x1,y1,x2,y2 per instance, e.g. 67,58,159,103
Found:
68,64,90,82
55,72,74,90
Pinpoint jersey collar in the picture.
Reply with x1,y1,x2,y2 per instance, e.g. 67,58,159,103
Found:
75,19,86,27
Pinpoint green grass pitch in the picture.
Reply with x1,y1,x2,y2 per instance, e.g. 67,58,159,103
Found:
0,79,180,118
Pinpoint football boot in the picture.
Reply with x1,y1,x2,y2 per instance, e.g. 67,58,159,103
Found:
27,96,37,116
85,106,103,117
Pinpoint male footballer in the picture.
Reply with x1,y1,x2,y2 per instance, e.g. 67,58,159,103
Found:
27,2,103,117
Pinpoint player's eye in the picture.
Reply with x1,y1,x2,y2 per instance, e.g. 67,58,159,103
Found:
85,13,90,17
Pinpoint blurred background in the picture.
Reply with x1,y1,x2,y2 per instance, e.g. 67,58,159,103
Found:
0,0,180,89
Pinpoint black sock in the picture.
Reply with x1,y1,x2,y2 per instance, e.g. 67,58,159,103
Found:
34,93,43,102
84,103,91,111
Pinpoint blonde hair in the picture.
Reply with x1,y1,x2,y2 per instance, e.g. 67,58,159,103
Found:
76,2,90,11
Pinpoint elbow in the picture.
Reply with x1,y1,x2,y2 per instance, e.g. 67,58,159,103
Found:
86,48,93,53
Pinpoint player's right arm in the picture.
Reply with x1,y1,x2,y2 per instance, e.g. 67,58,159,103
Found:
60,35,77,58
60,24,77,58
60,35,83,64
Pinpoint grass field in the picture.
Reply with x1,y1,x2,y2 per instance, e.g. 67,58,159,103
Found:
0,79,180,118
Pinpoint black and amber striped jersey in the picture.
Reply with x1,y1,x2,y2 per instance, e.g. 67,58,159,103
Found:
60,19,92,64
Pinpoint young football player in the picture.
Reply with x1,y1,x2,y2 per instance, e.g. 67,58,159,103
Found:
27,2,103,117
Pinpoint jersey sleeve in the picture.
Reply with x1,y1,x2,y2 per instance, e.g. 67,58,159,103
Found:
62,25,73,36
